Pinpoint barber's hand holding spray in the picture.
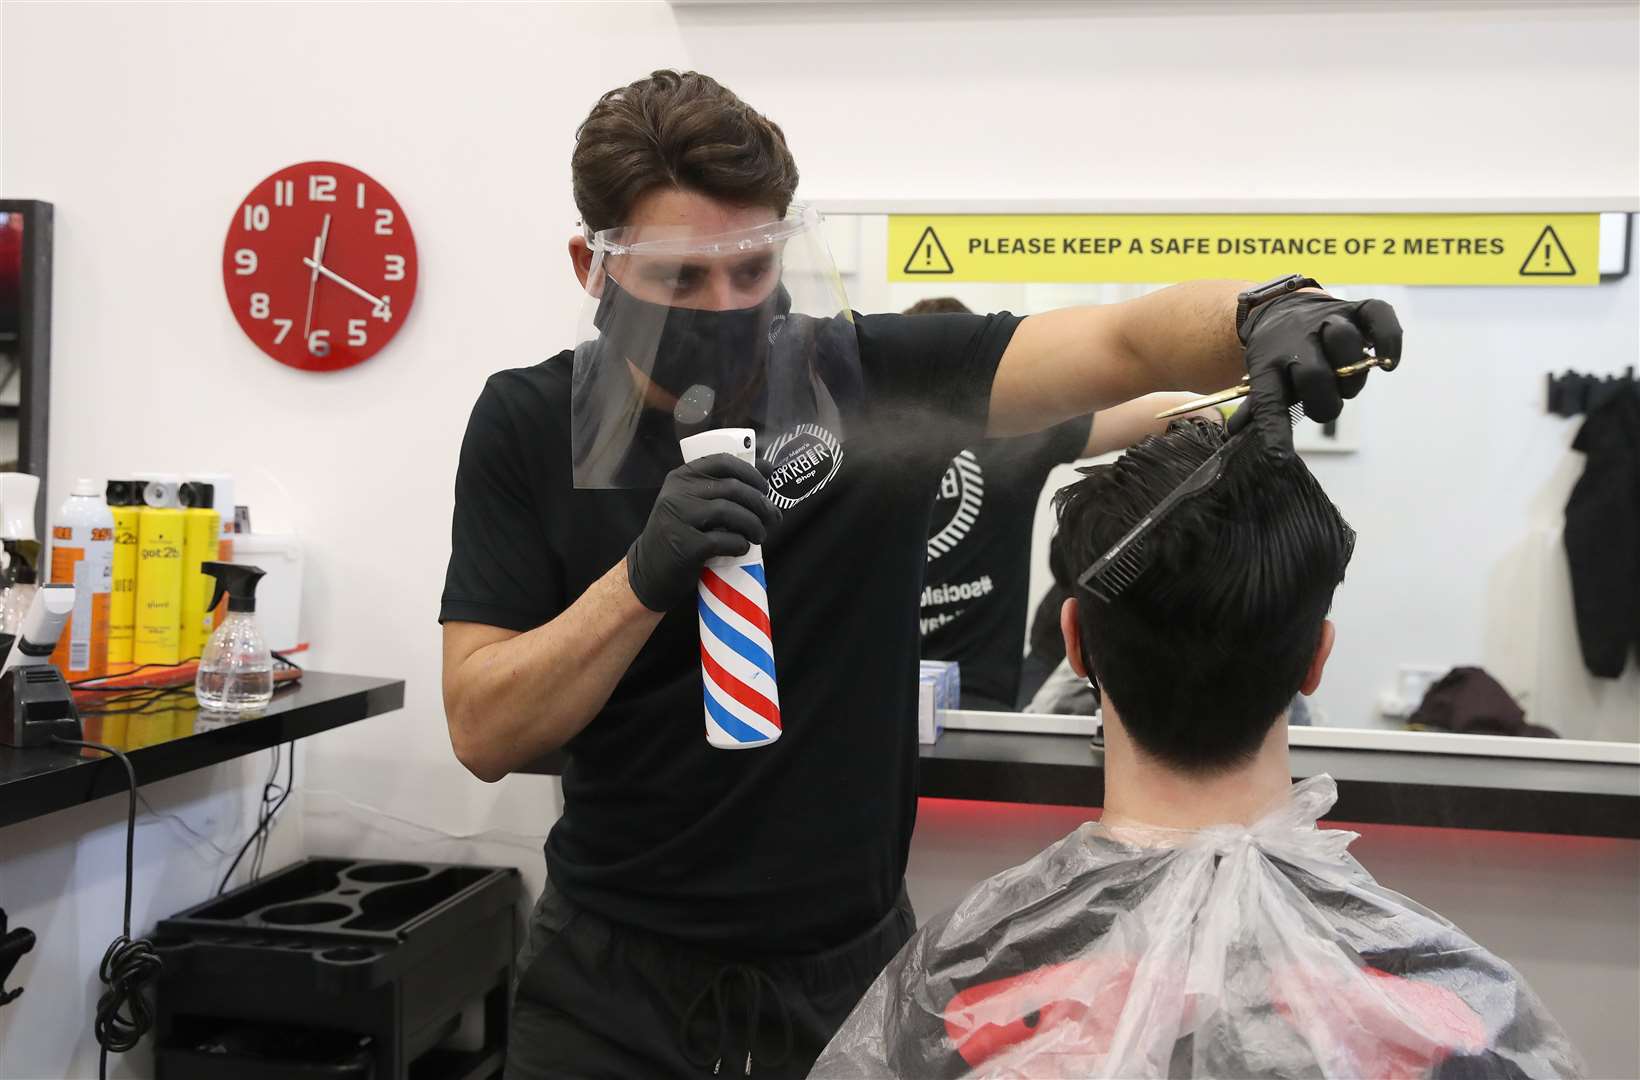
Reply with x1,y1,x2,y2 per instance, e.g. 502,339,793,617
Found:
626,436,785,749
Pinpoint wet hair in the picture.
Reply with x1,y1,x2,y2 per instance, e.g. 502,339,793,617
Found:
572,70,800,234
902,297,973,316
1051,419,1354,772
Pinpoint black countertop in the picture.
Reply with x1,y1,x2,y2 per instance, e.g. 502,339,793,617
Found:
525,730,1640,839
0,671,405,829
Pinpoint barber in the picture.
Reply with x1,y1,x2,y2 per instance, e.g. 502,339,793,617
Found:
440,69,1403,1080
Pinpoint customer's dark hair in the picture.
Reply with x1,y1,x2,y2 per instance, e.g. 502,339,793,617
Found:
1051,419,1354,772
903,297,973,315
572,70,799,233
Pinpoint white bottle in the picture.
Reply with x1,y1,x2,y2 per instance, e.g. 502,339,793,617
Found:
48,479,116,678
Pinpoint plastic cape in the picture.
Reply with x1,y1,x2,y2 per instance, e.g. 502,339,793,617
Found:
812,776,1580,1079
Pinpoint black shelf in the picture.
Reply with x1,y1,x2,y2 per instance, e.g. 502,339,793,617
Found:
524,729,1639,839
0,671,405,829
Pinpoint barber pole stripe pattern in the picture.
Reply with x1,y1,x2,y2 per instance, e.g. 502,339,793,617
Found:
696,563,781,746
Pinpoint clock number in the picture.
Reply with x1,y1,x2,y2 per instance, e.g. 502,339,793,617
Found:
372,298,393,322
273,180,295,207
374,209,394,236
249,292,270,319
308,330,331,357
242,204,270,231
308,175,337,203
233,249,258,275
384,254,406,281
272,318,293,345
348,319,368,347
356,182,366,210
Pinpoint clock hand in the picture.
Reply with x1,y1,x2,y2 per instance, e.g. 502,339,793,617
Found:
302,256,390,315
302,213,332,340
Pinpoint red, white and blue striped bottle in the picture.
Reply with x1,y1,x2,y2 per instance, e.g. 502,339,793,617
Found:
679,429,782,750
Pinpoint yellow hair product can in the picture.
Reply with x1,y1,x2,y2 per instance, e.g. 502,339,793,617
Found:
106,482,144,673
180,508,220,662
133,508,184,667
187,474,235,630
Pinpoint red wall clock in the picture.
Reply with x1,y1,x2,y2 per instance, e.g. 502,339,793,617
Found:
222,161,418,371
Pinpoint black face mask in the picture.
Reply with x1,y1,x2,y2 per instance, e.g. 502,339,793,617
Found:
592,273,791,402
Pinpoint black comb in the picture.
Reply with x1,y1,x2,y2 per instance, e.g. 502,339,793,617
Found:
1078,407,1299,602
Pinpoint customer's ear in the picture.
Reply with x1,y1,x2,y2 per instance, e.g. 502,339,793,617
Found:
1299,619,1336,696
1060,598,1087,678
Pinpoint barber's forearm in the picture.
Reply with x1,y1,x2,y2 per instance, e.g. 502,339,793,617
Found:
987,280,1250,437
446,560,662,780
1113,280,1251,390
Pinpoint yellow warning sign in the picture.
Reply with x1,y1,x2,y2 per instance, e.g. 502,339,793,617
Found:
886,214,1600,286
1519,225,1577,277
904,225,953,274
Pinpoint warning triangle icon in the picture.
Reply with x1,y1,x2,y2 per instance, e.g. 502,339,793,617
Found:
1519,225,1576,277
903,226,954,275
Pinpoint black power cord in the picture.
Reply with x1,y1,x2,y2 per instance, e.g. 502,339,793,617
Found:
51,737,163,1080
217,742,295,897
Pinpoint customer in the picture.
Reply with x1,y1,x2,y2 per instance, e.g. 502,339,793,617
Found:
814,419,1579,1080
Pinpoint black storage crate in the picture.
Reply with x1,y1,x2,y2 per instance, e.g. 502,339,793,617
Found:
153,858,518,1080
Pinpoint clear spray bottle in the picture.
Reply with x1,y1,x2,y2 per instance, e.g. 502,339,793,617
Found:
196,561,272,712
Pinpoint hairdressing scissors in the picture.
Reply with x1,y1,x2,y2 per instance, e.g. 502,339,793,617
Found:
1154,352,1397,420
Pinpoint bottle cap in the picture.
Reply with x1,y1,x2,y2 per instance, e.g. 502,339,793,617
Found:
106,480,143,506
72,478,100,498
178,482,215,509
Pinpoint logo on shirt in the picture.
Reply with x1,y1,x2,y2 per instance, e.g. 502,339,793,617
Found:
919,574,995,634
926,450,984,561
764,424,843,509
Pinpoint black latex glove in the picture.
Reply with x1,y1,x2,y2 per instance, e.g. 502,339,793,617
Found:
1228,291,1403,460
625,454,781,613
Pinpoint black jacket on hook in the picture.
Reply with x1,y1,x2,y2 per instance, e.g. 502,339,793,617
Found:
1563,387,1640,678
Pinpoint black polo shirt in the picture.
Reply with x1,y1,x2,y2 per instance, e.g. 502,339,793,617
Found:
441,310,1020,953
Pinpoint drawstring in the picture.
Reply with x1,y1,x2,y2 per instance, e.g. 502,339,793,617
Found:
681,962,794,1076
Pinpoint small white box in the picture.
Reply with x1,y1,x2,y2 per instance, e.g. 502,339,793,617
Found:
918,675,940,745
229,532,304,653
917,660,960,744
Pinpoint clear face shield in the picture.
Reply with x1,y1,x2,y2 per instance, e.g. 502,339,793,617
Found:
571,204,863,488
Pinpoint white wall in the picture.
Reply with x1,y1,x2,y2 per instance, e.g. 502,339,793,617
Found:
1,2,1636,1075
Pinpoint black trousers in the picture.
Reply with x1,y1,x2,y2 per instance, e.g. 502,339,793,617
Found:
505,877,915,1079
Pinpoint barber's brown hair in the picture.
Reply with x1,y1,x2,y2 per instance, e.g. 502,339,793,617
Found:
572,70,800,234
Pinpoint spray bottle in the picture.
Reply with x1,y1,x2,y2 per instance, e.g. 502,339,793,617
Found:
678,428,781,749
196,562,271,712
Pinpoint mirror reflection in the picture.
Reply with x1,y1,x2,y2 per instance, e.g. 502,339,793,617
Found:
0,209,24,471
826,213,1639,742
